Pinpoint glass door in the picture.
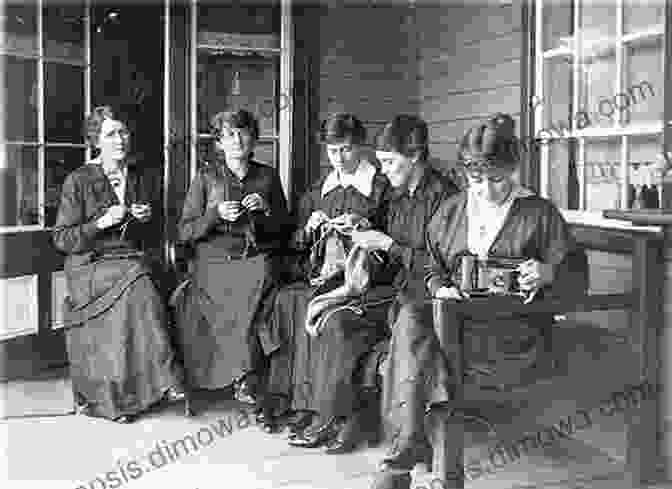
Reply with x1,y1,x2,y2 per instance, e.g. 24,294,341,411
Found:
0,1,89,379
189,0,293,195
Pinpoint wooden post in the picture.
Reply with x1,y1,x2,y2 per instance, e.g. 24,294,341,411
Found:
627,234,663,486
431,299,464,489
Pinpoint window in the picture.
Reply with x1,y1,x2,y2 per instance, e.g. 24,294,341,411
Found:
0,1,89,231
533,0,666,214
192,0,281,176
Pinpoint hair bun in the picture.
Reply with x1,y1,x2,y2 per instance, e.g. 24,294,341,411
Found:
458,112,519,168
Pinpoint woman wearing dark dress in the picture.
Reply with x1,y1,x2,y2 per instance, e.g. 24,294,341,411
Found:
288,115,459,453
53,106,186,423
172,110,290,402
262,113,390,434
372,113,575,489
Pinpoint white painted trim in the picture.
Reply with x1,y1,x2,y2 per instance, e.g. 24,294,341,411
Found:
562,209,663,233
51,270,67,330
279,0,293,208
0,274,39,341
190,0,198,181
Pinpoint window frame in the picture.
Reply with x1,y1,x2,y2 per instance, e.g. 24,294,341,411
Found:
0,0,91,233
526,0,670,228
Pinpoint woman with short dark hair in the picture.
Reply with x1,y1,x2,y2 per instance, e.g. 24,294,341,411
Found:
172,109,290,404
262,112,391,436
53,106,186,423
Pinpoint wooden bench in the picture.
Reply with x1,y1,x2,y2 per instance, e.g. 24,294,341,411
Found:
429,221,664,488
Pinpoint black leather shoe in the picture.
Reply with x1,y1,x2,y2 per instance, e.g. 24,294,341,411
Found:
324,414,367,454
285,411,314,439
234,374,259,405
163,385,186,403
288,417,341,448
370,471,412,489
380,438,432,472
113,414,139,424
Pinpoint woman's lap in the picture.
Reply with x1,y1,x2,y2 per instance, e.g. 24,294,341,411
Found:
67,274,181,419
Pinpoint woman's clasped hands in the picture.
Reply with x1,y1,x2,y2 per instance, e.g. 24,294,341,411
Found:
217,193,269,222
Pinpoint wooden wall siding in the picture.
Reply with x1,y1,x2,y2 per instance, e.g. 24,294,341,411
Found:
415,2,523,174
314,4,418,176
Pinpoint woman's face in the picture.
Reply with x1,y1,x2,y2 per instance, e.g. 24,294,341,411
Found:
215,125,254,161
466,165,515,205
97,118,130,162
326,140,360,174
376,150,416,189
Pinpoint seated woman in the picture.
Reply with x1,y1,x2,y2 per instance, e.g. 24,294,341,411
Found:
172,109,289,402
53,106,186,424
372,113,575,489
263,113,390,435
288,115,460,453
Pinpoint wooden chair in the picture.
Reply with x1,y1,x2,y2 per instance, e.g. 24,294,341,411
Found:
428,224,663,489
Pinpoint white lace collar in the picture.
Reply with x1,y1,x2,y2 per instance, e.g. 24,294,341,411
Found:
321,159,376,198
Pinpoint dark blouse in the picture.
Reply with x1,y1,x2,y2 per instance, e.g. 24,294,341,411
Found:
53,163,160,257
295,165,390,234
425,191,575,296
178,159,289,257
385,167,458,295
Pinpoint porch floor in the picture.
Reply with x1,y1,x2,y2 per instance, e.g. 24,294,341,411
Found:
1,324,671,489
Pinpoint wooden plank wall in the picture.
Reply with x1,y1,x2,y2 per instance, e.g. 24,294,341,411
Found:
313,3,418,177
414,0,522,174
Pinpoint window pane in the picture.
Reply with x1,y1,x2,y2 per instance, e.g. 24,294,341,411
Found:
628,134,663,209
197,53,278,137
578,48,616,129
197,1,280,38
2,55,38,142
542,0,573,51
624,0,664,34
547,139,580,210
624,37,663,126
579,1,616,40
253,140,277,169
43,3,85,63
0,145,38,227
584,138,621,211
45,147,85,227
542,56,573,137
45,62,85,144
0,3,38,57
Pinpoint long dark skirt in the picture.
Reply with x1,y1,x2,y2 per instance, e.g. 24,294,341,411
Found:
172,254,272,389
267,283,395,418
65,269,183,420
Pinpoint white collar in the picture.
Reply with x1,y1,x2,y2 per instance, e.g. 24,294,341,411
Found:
468,183,533,211
321,159,376,198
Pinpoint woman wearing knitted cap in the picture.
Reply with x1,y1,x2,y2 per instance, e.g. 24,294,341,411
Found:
371,113,575,489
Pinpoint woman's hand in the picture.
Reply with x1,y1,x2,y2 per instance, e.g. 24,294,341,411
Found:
434,285,468,301
350,229,394,251
305,210,330,233
517,259,554,291
96,204,127,229
241,193,269,213
217,201,243,222
130,203,151,223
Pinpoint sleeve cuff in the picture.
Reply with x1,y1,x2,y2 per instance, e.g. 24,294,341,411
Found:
426,275,448,297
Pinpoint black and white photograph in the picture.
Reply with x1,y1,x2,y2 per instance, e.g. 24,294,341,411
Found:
0,0,671,488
